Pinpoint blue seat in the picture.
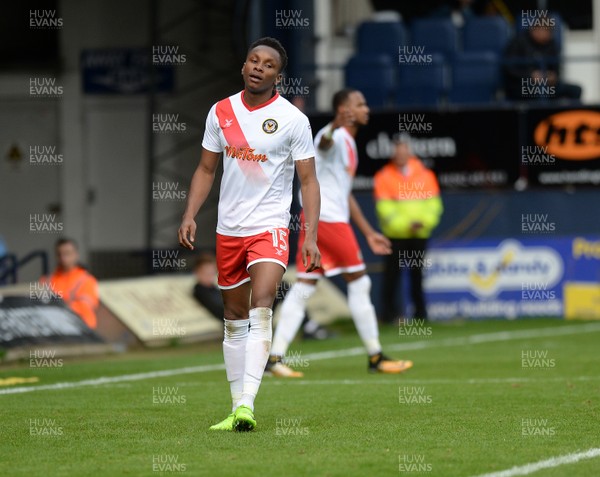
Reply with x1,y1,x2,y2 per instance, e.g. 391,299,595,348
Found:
448,52,499,104
464,17,512,55
356,21,408,62
411,18,458,60
345,54,395,108
396,53,446,107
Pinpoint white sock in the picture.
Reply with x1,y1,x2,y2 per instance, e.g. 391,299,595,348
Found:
347,275,382,356
223,318,249,412
271,282,316,357
237,307,273,411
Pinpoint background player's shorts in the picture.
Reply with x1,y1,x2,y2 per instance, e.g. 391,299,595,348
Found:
296,217,365,278
216,228,289,289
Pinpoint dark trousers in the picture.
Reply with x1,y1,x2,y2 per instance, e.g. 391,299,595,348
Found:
381,238,428,322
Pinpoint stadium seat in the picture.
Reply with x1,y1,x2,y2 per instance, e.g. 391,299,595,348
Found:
448,52,499,104
464,17,512,55
396,53,446,107
356,21,408,62
410,18,458,60
345,54,395,108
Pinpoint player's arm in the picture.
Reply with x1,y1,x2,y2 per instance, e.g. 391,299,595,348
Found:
296,159,321,272
317,124,337,151
317,106,355,151
349,193,392,255
178,148,221,250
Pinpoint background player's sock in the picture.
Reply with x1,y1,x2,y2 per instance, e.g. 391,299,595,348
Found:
347,275,383,356
238,307,273,411
223,318,249,412
271,282,316,357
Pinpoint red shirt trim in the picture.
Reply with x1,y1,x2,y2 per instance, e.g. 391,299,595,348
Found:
240,90,280,112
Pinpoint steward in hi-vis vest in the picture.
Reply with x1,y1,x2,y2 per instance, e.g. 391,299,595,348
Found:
373,141,443,323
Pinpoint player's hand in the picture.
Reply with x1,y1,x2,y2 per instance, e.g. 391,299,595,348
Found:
302,238,321,272
178,216,196,250
366,232,392,255
332,106,355,130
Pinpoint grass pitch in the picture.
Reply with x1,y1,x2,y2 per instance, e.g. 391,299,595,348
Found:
1,318,599,477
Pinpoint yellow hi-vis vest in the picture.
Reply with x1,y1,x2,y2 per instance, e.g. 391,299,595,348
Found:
373,158,443,239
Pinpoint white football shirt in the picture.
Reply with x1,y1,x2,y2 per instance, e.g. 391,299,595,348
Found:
303,125,358,223
202,91,315,237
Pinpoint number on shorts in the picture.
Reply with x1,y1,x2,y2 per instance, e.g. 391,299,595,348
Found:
269,229,288,251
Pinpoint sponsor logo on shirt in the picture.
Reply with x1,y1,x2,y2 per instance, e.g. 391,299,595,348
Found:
224,145,267,162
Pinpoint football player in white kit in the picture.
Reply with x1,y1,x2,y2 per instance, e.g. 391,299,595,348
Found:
267,89,414,377
178,37,321,431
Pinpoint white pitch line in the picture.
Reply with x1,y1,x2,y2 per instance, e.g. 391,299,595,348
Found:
263,375,600,386
127,375,600,388
2,322,600,396
304,322,600,360
471,447,600,477
0,364,224,395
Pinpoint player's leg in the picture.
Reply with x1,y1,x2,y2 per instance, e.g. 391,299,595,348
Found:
210,234,251,431
408,238,428,320
269,277,318,377
343,270,383,357
343,269,413,374
233,261,284,431
381,238,401,323
333,222,413,375
210,284,251,431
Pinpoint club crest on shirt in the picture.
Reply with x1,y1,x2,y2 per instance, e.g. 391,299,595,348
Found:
262,119,278,134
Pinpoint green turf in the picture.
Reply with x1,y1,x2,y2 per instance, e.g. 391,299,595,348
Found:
1,319,599,477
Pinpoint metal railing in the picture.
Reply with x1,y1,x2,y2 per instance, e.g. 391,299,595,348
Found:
0,251,49,285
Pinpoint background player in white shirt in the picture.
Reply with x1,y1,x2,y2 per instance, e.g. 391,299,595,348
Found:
267,89,413,377
178,37,321,431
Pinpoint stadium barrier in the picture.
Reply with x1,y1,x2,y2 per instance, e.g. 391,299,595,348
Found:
0,291,110,363
98,276,222,347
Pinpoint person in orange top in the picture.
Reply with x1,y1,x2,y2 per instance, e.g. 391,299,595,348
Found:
44,238,99,329
374,140,443,323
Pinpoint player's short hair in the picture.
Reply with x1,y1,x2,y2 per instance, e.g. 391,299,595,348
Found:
55,237,77,249
247,37,288,72
332,88,358,112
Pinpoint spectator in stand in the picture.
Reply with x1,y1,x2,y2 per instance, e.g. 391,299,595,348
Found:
44,238,99,329
192,253,224,319
374,141,443,323
503,24,582,101
430,0,475,28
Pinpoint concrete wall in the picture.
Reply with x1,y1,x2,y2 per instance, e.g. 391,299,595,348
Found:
563,0,600,102
0,0,150,282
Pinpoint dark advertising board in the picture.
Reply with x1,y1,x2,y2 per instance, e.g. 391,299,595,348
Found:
0,296,103,349
524,108,600,186
308,106,600,190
